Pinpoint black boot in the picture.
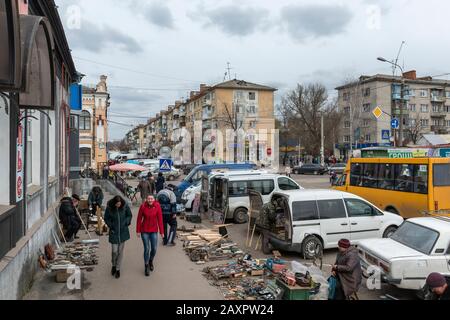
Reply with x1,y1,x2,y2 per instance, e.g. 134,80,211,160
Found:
145,264,150,277
115,270,121,279
111,266,116,276
149,261,154,272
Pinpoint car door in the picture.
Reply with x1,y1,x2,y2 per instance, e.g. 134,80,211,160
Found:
316,195,351,248
345,198,382,241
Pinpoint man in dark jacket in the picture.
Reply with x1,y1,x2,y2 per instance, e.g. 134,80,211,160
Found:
332,239,362,300
104,196,133,279
155,172,165,193
88,187,104,216
423,273,450,300
157,187,177,246
138,178,152,203
59,194,82,242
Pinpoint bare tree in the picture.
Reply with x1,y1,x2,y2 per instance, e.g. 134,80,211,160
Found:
404,113,424,145
276,103,295,166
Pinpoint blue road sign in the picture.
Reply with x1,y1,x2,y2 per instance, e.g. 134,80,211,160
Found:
391,119,400,130
159,159,173,172
382,130,391,140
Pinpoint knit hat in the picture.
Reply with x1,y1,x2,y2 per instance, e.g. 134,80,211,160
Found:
72,194,81,201
338,239,351,249
426,273,446,288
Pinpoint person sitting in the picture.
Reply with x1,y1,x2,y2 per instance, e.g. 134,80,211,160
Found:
59,194,82,242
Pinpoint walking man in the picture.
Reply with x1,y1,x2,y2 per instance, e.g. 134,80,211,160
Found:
104,196,132,279
137,177,152,203
155,172,165,193
331,239,362,300
157,186,177,246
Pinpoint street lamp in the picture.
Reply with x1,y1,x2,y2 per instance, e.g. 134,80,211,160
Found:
377,56,406,147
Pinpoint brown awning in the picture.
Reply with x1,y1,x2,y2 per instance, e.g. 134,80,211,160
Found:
18,15,55,110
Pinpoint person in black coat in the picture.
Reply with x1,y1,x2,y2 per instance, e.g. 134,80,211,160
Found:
59,194,82,242
155,172,165,193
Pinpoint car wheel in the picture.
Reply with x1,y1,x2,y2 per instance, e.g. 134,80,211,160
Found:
314,171,318,175
301,235,323,260
262,234,272,255
383,226,398,238
233,208,249,224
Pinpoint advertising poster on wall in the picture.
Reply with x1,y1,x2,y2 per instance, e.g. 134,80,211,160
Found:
16,111,24,202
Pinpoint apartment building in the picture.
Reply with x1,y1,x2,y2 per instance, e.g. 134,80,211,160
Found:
79,76,110,171
335,71,450,159
125,125,145,155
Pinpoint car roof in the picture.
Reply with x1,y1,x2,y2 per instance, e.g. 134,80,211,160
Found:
226,173,282,181
272,189,362,201
407,217,450,233
197,163,256,170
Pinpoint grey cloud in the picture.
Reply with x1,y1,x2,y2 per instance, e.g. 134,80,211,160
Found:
196,5,270,36
280,4,353,41
145,3,174,29
66,21,143,54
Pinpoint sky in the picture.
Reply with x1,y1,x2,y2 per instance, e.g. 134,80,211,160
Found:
55,0,450,140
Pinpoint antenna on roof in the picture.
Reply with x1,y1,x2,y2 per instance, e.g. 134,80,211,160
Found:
226,62,232,81
393,41,406,76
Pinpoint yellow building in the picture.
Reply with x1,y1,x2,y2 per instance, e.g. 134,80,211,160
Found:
79,76,110,171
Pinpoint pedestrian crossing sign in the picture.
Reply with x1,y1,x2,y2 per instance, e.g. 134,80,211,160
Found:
159,159,173,172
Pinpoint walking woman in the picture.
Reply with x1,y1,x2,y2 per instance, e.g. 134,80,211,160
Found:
104,196,133,279
136,195,164,277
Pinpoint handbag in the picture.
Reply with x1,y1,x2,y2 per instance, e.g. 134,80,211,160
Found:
328,276,337,300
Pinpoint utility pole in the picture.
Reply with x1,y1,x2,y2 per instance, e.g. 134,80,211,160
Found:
234,101,238,163
399,77,405,147
321,113,325,166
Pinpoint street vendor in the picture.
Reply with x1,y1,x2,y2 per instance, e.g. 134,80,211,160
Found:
58,194,82,242
423,273,450,300
331,239,362,300
88,186,104,215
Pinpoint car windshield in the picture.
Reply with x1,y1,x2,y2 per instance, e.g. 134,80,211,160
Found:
390,221,439,255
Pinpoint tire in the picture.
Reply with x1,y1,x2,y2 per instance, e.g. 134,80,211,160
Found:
168,175,175,181
383,226,398,238
262,234,272,255
314,171,318,175
233,208,249,224
301,235,323,260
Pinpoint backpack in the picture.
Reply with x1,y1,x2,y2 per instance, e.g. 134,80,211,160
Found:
157,192,171,213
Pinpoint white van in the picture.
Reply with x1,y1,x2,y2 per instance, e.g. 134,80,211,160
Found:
208,174,303,224
250,189,404,259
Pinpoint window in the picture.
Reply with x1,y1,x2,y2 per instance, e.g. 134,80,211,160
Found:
410,119,417,126
432,104,441,113
362,120,369,128
377,163,396,190
421,104,429,113
363,104,371,112
433,164,450,187
420,90,428,98
365,134,371,142
350,163,362,186
278,177,300,191
344,136,350,143
446,91,450,98
344,121,350,128
229,181,248,197
445,106,450,113
361,163,377,188
394,164,415,192
344,106,350,114
343,92,349,101
317,199,347,219
249,121,257,129
248,92,256,101
414,165,428,193
80,111,91,131
363,88,371,97
391,222,438,255
248,180,275,195
292,201,319,221
420,119,429,127
446,120,450,127
433,119,441,126
80,148,91,168
409,89,416,97
409,104,416,112
345,199,377,217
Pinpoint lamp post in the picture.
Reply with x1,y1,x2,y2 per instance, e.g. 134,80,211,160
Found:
377,57,406,147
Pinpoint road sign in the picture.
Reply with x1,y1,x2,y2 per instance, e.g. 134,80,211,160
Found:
391,119,400,130
159,159,173,172
373,106,383,119
267,148,272,156
381,130,390,141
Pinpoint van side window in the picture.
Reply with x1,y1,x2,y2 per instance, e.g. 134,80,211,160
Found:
292,201,319,221
278,177,300,191
248,180,275,195
228,181,248,197
317,199,347,219
345,199,376,217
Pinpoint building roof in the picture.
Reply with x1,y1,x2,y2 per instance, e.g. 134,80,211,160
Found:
213,79,277,92
420,134,450,146
336,73,450,90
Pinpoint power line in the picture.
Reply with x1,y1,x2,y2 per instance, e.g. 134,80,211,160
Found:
74,56,204,83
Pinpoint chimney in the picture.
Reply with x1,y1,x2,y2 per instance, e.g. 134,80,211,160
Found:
403,70,417,80
190,91,196,99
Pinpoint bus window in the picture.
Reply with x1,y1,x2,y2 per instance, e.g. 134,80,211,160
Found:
394,164,415,192
433,164,450,187
350,163,362,186
414,165,428,194
361,163,378,188
378,164,395,190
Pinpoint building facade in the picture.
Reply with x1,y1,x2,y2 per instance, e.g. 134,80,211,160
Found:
335,71,450,159
79,76,110,172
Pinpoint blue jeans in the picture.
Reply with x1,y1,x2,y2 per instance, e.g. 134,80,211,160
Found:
141,233,158,264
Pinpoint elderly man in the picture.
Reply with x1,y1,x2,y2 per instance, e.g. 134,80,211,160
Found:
59,194,82,242
331,239,362,300
424,273,450,300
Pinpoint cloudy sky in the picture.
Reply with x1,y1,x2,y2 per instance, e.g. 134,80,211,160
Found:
55,0,450,140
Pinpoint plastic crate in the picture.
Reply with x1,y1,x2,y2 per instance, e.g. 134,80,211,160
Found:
276,279,311,301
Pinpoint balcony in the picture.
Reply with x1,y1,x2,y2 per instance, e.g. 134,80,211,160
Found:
431,125,448,134
431,111,447,118
431,95,446,103
202,110,213,120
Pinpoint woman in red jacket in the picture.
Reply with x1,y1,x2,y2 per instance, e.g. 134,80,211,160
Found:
136,195,164,277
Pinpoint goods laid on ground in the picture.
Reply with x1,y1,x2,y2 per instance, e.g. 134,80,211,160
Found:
45,240,99,272
211,278,283,301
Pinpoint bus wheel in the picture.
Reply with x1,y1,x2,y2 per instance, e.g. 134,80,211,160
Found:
383,226,398,238
233,208,248,224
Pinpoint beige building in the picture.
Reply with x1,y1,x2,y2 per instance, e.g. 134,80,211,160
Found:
79,76,110,171
335,71,450,159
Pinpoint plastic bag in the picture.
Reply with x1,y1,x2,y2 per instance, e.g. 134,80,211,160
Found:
291,261,308,274
328,276,337,300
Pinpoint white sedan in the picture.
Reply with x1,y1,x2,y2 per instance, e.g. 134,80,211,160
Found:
358,217,450,290
180,181,201,211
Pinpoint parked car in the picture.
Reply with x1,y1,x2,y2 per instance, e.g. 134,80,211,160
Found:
181,181,202,211
208,173,303,224
328,163,347,175
182,164,198,176
153,168,181,181
357,216,450,291
293,164,327,175
250,189,404,259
